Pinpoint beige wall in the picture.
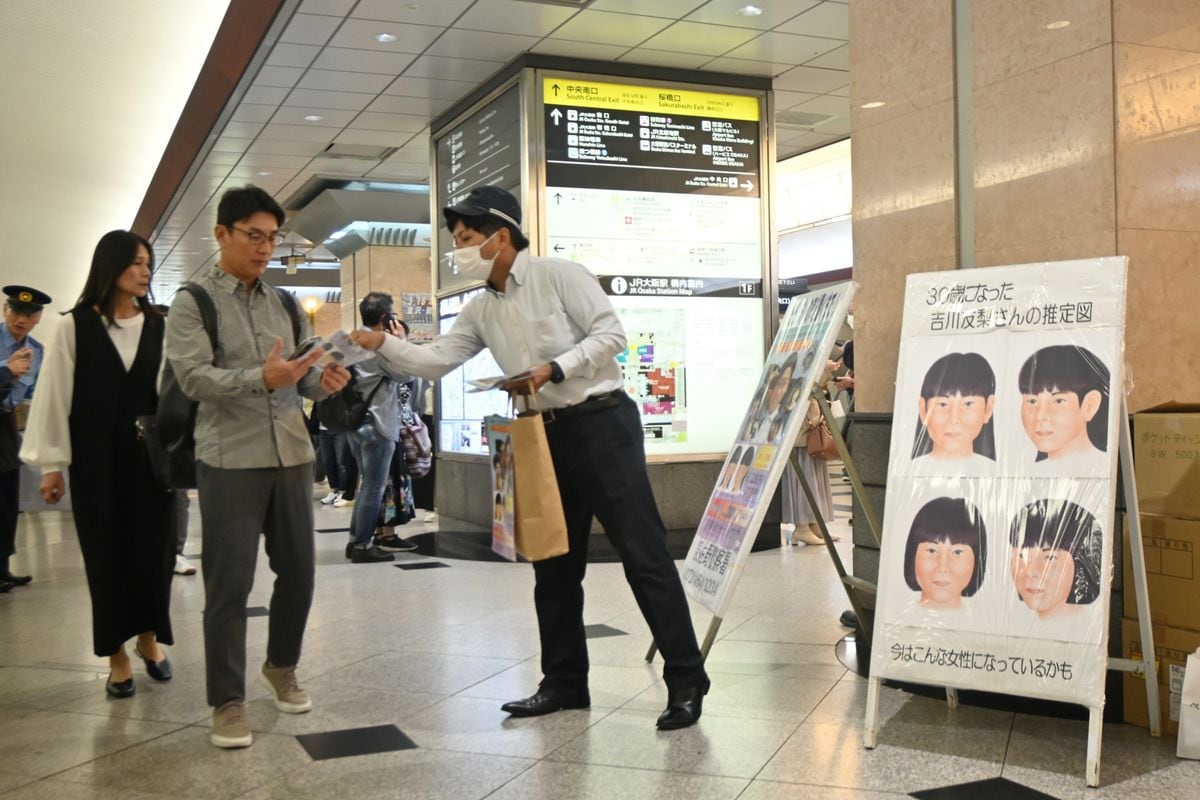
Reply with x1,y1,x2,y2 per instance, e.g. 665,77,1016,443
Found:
338,245,433,329
850,0,1200,412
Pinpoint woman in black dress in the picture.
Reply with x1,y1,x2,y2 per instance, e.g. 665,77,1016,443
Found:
21,230,176,697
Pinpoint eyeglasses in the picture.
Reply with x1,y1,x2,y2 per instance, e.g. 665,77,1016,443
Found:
228,225,283,246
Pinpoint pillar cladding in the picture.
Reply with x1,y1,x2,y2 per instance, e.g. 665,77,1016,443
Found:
338,244,433,332
849,0,1200,412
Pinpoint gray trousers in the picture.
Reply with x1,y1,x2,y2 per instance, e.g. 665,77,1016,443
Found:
197,463,315,707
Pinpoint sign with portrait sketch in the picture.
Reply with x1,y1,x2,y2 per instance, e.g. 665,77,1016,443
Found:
870,257,1128,708
682,283,856,615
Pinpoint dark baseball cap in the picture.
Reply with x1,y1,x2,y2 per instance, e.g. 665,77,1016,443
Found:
3,285,51,313
442,185,522,230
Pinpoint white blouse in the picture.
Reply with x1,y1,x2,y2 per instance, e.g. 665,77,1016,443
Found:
20,312,147,474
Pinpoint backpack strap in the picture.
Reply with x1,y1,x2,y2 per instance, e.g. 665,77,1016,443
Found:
274,287,302,347
177,283,218,358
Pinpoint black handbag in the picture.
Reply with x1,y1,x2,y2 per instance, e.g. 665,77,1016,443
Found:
314,372,387,432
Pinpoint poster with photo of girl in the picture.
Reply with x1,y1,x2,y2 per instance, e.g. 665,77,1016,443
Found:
683,283,857,615
870,256,1127,708
485,416,517,561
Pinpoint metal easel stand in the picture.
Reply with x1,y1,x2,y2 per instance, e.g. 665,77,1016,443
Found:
866,399,1160,789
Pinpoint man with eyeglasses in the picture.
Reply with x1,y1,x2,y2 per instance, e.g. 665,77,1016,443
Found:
164,185,351,749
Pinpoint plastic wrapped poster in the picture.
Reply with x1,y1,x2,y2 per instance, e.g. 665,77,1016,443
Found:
869,257,1128,708
486,415,516,561
682,283,856,615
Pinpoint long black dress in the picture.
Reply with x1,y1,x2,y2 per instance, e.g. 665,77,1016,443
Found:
68,307,175,656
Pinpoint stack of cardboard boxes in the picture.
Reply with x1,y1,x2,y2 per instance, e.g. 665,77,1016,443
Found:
1123,404,1200,735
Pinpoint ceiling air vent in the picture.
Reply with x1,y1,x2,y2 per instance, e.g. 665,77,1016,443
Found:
321,143,397,160
775,109,834,132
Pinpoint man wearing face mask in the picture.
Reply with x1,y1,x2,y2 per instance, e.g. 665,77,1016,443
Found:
351,185,709,730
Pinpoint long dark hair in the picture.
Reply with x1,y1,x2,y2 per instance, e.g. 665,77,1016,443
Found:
76,230,162,325
1009,498,1103,605
1017,345,1109,457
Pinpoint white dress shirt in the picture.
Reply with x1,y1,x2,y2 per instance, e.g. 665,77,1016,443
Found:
377,251,627,409
21,312,146,474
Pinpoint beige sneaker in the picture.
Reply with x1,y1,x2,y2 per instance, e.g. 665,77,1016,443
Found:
211,700,252,749
260,662,312,713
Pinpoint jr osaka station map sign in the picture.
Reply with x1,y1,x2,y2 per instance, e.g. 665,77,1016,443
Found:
541,75,767,456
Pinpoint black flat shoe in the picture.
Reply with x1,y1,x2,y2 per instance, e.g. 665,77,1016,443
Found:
133,645,172,682
501,688,590,717
105,675,135,698
656,678,710,730
0,579,13,593
0,572,31,586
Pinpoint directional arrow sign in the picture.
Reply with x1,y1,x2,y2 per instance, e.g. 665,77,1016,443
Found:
550,108,563,126
554,193,563,205
552,83,560,96
740,180,755,192
553,244,565,254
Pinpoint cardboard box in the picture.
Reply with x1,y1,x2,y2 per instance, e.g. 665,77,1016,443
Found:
1123,515,1200,631
1122,618,1200,736
1134,404,1200,520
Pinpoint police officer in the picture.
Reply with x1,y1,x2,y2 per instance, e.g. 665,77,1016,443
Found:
0,285,50,591
352,186,710,730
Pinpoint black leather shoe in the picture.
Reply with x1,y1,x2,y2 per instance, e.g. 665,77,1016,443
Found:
134,645,173,681
0,572,31,586
105,675,135,698
501,689,590,717
656,678,710,730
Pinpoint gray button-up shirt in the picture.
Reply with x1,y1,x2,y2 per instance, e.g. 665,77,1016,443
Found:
165,266,326,469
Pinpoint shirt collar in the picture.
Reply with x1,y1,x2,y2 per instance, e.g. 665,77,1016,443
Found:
487,251,530,295
1,325,23,351
211,264,264,295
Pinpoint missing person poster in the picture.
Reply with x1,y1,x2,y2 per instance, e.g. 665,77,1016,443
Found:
682,283,856,615
869,257,1128,708
485,415,516,561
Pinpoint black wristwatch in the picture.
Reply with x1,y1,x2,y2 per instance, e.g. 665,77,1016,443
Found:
548,360,565,384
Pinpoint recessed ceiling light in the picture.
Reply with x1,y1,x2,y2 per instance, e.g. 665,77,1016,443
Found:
861,101,886,109
374,32,398,43
404,2,420,10
304,114,323,121
257,171,273,176
1045,20,1071,29
736,4,764,16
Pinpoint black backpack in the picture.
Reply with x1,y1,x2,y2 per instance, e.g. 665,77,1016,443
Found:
140,283,301,490
314,370,388,432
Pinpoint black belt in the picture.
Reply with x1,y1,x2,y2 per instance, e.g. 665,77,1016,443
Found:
542,390,623,423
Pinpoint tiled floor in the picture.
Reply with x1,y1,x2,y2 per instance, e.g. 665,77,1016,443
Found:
1,475,1196,799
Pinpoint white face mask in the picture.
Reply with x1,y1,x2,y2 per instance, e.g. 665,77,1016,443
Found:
453,232,498,281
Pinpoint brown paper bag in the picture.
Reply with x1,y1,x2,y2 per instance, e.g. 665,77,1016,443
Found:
511,406,569,561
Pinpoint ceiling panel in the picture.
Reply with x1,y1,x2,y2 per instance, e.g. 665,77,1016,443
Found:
724,30,840,63
286,88,377,111
253,66,306,88
311,47,417,75
367,93,455,117
551,10,672,47
457,0,579,36
212,135,252,153
299,0,355,15
366,161,430,180
334,128,416,147
618,48,712,70
805,43,848,70
235,153,315,169
777,2,849,39
532,38,629,61
774,90,822,109
243,85,292,105
381,76,478,100
403,54,506,82
279,12,341,46
589,0,707,16
305,157,380,174
828,83,849,97
350,111,429,133
774,64,850,93
351,0,474,27
794,94,850,117
261,121,349,141
685,0,819,30
231,104,278,123
638,21,760,56
703,56,794,78
426,29,540,63
326,18,444,53
270,107,358,127
220,121,266,139
298,69,394,93
266,42,321,68
246,139,329,156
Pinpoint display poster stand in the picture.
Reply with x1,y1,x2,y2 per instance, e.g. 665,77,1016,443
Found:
861,399,1160,788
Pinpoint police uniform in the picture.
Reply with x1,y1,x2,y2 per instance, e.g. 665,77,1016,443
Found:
1,285,50,590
